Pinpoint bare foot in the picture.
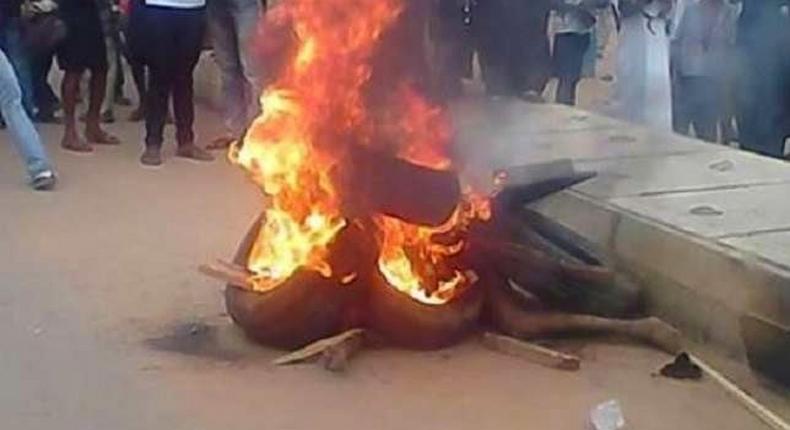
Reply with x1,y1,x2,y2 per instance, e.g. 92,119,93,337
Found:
86,127,120,145
61,131,93,153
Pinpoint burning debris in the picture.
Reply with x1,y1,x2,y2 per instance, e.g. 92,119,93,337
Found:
199,0,681,370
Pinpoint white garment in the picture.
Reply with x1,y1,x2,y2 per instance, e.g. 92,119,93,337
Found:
608,10,673,131
145,0,205,8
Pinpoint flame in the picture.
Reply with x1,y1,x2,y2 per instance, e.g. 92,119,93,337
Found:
232,0,492,303
232,0,402,292
376,191,491,305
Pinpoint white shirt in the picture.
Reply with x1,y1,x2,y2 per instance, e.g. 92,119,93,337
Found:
145,0,206,8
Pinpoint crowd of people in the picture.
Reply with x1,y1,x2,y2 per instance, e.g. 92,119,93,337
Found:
433,0,790,156
0,0,789,191
0,0,267,189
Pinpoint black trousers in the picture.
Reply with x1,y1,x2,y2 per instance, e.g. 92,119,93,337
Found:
673,76,722,143
136,5,205,149
31,49,59,117
552,32,591,106
475,0,533,96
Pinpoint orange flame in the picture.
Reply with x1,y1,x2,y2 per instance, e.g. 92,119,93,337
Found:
232,0,402,291
232,0,491,302
376,191,491,305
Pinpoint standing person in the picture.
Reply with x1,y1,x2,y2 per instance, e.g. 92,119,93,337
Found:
430,0,476,101
132,0,214,166
121,0,148,122
16,0,62,123
57,0,119,152
607,0,674,130
475,0,525,97
475,0,551,99
0,48,56,190
30,48,60,123
736,0,790,158
671,0,738,142
550,0,610,106
205,0,265,150
522,0,553,101
99,0,124,123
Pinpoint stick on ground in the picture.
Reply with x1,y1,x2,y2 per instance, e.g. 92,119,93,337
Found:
482,332,581,371
198,260,253,290
690,354,790,430
274,328,366,367
322,331,366,372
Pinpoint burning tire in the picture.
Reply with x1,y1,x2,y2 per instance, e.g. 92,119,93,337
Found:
367,269,484,350
225,217,373,350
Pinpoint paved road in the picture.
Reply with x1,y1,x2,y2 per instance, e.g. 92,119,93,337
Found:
0,104,767,429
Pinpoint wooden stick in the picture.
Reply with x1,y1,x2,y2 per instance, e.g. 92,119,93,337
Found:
274,328,366,366
322,331,366,372
482,332,581,371
690,354,790,430
198,260,253,290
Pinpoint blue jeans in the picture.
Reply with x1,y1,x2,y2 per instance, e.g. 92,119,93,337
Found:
208,0,263,138
0,49,52,179
1,19,36,116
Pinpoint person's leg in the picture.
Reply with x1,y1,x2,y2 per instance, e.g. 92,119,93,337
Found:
85,65,120,144
125,0,149,120
0,49,54,186
101,37,120,122
474,1,509,97
737,46,784,157
128,60,148,121
114,53,130,104
143,64,172,162
208,0,247,144
553,33,590,106
233,0,264,126
172,7,213,161
692,78,720,143
3,19,36,116
141,5,174,164
61,69,93,152
31,49,59,122
672,75,693,136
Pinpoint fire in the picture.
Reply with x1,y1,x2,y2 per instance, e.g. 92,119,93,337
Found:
232,0,491,302
376,192,491,305
232,0,402,291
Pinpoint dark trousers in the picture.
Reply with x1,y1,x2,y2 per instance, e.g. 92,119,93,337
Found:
31,49,59,117
475,0,531,96
673,76,721,143
552,32,591,106
138,5,205,148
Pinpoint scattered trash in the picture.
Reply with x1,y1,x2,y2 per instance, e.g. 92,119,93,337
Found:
32,327,43,336
689,205,724,217
659,352,703,380
590,400,626,430
708,160,735,172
